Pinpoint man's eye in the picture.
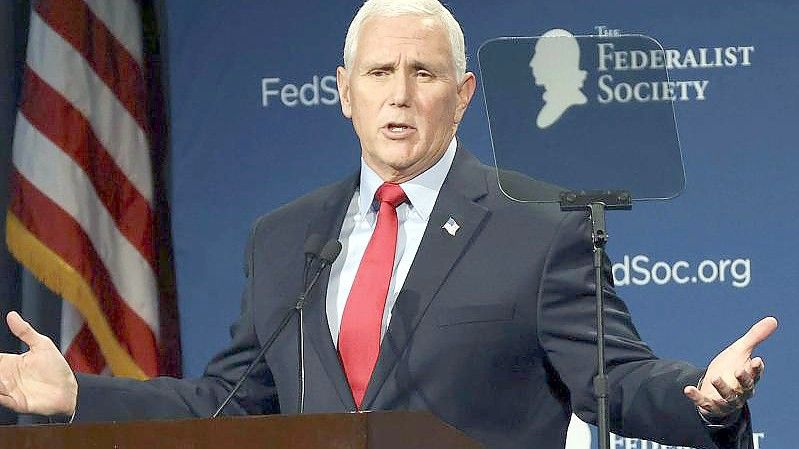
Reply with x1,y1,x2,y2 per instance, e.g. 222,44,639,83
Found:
370,70,388,77
416,70,433,79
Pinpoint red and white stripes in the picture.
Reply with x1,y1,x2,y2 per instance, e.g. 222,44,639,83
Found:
7,0,161,379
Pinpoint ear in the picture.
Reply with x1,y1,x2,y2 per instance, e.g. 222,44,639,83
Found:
454,72,476,124
336,66,352,118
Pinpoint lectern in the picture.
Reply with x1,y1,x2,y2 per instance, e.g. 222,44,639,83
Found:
0,411,485,449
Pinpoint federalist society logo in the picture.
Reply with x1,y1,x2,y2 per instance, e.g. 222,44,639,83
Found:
531,26,754,128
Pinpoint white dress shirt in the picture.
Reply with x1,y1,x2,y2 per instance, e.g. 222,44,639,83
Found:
326,137,458,346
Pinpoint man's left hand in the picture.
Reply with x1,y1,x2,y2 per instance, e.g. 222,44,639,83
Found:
683,316,778,420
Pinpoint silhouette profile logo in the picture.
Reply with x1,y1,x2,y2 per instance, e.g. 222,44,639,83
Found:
529,29,587,129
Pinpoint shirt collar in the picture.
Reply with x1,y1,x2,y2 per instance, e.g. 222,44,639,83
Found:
358,136,458,220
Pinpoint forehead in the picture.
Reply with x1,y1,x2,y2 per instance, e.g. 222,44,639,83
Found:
355,15,453,65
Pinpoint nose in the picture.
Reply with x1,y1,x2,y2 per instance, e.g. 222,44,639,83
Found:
388,73,412,107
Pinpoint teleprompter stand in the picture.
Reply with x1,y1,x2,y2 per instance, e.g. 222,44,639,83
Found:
560,190,632,449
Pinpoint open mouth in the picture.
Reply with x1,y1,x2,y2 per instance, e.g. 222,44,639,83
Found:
387,123,412,131
382,122,416,138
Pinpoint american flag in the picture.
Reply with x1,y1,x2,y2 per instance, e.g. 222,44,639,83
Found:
7,0,178,379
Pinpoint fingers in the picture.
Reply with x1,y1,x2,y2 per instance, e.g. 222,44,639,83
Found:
687,316,775,419
735,363,755,400
683,385,716,416
683,385,705,405
6,311,50,349
751,356,765,381
0,395,20,412
736,316,778,352
713,377,745,408
0,351,20,411
684,369,755,418
730,354,765,398
684,379,741,418
690,355,765,416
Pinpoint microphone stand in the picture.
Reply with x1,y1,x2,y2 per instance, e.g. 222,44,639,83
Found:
560,190,631,449
212,241,341,418
294,254,331,413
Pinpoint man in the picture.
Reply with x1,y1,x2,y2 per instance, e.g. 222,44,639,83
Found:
0,1,776,448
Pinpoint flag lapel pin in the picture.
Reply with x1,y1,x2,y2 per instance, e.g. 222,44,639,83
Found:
442,216,460,236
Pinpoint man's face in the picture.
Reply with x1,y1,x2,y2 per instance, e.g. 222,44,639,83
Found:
337,15,476,183
530,51,547,87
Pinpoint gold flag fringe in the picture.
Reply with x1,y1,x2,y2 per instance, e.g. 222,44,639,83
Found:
6,211,148,380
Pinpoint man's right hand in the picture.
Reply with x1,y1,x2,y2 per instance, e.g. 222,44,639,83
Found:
0,311,77,417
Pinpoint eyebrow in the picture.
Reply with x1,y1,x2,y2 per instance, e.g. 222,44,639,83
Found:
411,61,437,72
363,62,396,72
361,59,446,73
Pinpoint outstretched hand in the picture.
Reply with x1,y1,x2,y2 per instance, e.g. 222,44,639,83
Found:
683,316,778,420
0,311,78,416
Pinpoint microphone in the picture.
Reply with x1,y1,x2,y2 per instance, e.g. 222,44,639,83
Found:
296,239,341,412
296,239,341,310
319,239,343,263
211,238,342,418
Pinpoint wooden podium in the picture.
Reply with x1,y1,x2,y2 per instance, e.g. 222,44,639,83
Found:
0,411,485,449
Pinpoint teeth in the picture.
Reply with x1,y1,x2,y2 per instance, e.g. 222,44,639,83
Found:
390,125,407,132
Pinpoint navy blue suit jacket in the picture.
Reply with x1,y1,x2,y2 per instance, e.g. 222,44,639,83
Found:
76,147,751,449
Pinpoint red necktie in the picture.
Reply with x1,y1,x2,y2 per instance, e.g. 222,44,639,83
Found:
338,182,407,409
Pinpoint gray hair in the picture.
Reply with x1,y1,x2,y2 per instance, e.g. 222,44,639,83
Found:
343,0,467,80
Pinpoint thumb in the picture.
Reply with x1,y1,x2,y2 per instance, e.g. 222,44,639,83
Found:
6,311,50,349
735,316,778,353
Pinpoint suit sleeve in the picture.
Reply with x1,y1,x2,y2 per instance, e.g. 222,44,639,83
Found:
536,211,752,449
73,227,279,422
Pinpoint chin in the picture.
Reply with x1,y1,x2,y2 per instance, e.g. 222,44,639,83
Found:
376,147,417,165
384,159,416,173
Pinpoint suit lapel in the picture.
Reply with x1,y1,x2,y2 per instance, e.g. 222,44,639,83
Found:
361,149,491,409
302,173,358,410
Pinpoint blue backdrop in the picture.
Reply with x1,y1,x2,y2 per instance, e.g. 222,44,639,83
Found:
164,1,796,447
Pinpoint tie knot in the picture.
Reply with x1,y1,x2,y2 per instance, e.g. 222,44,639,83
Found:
375,182,407,208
